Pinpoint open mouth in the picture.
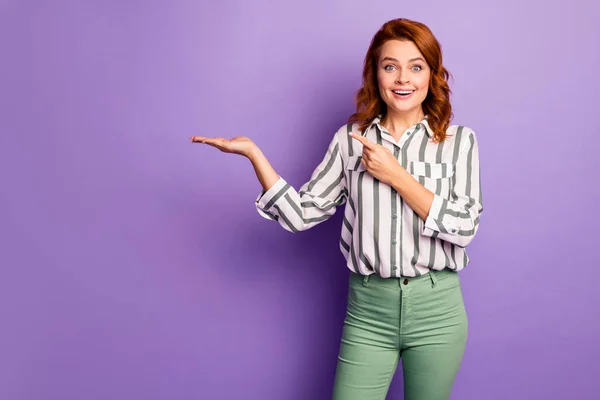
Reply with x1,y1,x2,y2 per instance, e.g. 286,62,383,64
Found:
392,89,415,98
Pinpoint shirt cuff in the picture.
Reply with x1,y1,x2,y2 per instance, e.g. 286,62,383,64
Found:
422,194,444,237
255,177,289,213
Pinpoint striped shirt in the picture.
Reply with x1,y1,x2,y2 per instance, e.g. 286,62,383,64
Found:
255,116,483,278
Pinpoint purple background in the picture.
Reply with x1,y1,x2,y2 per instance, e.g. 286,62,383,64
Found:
1,1,599,399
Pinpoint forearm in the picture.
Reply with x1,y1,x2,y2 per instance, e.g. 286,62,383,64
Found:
391,164,482,248
390,167,434,221
248,147,280,192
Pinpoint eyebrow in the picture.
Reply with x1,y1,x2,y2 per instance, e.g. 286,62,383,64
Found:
381,56,425,63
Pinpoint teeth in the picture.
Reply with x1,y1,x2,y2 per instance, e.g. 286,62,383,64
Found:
394,90,413,94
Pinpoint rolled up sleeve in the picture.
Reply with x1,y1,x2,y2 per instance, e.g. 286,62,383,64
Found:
422,131,483,247
255,134,347,233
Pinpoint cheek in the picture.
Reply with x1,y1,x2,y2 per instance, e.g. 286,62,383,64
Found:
418,73,431,91
377,72,393,89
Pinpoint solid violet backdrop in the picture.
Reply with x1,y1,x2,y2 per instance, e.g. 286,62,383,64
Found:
1,1,598,399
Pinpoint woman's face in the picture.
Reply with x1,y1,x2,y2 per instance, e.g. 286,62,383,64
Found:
376,40,431,117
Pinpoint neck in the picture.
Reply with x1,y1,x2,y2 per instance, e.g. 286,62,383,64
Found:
381,108,425,137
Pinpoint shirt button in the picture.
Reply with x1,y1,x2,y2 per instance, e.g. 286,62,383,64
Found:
392,240,397,245
403,279,408,285
392,215,397,219
393,266,398,270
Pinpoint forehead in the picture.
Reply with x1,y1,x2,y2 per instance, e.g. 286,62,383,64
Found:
378,40,424,62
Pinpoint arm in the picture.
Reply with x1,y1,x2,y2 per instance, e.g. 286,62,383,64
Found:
417,132,483,247
247,146,281,192
190,132,347,233
253,134,347,233
348,130,436,222
390,169,435,222
350,129,483,248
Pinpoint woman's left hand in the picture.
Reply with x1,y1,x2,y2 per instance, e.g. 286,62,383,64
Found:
350,132,403,186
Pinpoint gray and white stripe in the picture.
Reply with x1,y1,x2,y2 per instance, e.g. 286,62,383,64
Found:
255,116,483,277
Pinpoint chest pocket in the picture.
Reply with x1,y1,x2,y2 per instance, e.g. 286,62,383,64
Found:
409,161,454,197
345,155,367,204
409,161,454,179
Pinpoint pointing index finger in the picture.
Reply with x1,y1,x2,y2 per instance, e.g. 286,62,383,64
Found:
349,131,375,149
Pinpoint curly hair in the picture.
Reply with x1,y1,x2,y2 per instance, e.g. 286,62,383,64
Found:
348,18,453,143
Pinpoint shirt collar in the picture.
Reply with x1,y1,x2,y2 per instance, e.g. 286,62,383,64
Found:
369,114,434,138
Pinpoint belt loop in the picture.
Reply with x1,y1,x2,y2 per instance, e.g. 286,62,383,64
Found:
429,270,437,288
362,274,371,287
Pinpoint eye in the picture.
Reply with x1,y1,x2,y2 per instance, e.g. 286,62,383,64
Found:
412,65,423,72
384,65,396,72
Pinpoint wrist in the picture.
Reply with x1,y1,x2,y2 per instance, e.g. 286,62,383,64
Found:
246,145,262,162
390,166,408,191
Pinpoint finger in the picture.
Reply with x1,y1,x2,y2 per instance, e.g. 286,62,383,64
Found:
203,138,227,146
196,139,228,152
191,136,225,144
349,132,375,149
203,141,228,152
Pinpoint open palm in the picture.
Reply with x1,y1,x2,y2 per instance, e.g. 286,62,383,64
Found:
190,136,256,157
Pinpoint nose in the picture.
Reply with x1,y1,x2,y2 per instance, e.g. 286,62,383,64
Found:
395,70,409,84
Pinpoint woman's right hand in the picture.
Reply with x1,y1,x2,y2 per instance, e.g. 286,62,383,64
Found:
191,135,279,191
190,136,258,158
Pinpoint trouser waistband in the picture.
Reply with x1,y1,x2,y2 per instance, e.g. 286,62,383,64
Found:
357,268,456,289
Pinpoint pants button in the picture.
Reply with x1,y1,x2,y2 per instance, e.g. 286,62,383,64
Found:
403,279,408,285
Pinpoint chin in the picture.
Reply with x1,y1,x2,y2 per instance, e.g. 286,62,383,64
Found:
389,104,420,114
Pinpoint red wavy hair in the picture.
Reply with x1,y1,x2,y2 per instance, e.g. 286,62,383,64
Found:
348,18,453,143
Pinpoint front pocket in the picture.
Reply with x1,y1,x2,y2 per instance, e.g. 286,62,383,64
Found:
347,155,367,172
433,273,461,291
409,161,454,179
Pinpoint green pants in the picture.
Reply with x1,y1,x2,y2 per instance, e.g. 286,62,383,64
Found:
332,268,468,400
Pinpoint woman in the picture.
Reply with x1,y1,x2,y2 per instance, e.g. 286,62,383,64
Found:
192,18,483,400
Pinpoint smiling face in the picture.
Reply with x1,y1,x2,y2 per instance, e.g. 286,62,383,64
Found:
376,39,431,119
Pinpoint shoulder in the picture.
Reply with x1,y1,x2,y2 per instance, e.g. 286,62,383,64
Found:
445,124,479,151
331,119,375,144
331,121,362,154
332,122,362,138
446,124,477,137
